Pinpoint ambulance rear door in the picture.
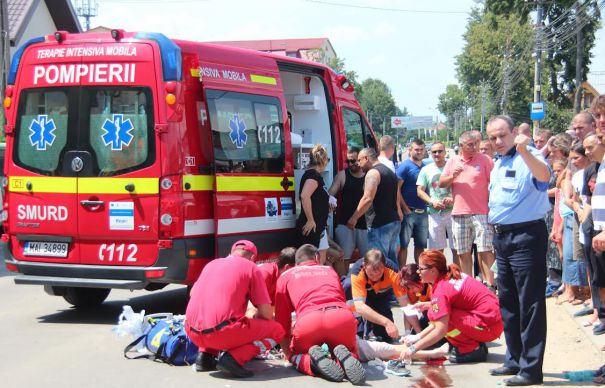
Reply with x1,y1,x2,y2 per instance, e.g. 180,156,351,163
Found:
75,43,161,267
203,72,296,259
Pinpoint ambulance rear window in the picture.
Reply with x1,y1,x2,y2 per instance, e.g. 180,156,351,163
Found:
88,88,153,176
207,90,284,173
15,89,69,173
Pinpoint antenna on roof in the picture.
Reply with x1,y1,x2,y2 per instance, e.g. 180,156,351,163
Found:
74,0,98,31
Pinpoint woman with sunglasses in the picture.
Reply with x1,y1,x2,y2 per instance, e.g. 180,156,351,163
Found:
399,264,432,332
401,250,503,364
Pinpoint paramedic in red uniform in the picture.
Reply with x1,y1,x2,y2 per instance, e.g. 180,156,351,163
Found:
402,250,503,364
185,240,285,378
275,244,366,385
257,246,296,307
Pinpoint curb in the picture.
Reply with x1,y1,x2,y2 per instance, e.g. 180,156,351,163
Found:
557,297,605,359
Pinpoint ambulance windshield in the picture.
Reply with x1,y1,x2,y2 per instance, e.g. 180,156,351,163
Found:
14,87,154,176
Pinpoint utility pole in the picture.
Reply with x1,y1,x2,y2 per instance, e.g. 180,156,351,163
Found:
574,2,584,113
382,117,386,137
500,38,511,114
480,81,487,133
533,0,545,131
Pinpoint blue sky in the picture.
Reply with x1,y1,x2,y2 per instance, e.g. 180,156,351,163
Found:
89,0,605,119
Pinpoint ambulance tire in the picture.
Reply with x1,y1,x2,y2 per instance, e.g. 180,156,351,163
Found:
62,287,111,309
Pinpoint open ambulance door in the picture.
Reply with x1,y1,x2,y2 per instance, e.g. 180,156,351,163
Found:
204,88,296,260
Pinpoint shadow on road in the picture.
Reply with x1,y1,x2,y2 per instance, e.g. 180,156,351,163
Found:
0,265,13,278
36,287,189,325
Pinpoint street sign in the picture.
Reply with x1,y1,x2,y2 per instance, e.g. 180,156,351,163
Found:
391,116,406,128
530,102,545,121
391,115,434,129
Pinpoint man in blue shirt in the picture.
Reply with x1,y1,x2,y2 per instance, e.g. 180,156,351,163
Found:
486,115,550,387
396,139,428,268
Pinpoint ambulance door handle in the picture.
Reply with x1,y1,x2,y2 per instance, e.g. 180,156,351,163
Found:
125,183,135,193
280,178,293,188
80,200,105,207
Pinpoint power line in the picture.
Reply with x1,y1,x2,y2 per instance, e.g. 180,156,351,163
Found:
303,0,469,14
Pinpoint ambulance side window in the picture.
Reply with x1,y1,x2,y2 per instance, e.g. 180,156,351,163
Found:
15,89,69,174
342,108,367,149
206,90,284,173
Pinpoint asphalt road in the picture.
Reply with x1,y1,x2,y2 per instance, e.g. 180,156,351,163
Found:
0,262,601,388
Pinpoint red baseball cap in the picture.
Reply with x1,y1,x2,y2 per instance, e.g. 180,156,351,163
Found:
231,240,257,257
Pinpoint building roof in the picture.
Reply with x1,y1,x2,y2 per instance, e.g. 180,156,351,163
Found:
8,0,81,45
209,37,333,54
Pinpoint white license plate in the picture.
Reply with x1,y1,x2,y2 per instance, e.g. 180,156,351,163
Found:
23,241,68,257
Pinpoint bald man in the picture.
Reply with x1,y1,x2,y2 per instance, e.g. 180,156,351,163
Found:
572,112,596,141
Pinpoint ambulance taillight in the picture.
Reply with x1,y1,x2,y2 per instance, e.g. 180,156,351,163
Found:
3,85,13,109
2,177,8,233
164,81,182,121
159,175,181,238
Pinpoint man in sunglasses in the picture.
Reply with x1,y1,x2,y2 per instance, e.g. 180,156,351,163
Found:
329,146,369,275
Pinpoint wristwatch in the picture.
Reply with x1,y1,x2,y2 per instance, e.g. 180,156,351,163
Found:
408,344,417,354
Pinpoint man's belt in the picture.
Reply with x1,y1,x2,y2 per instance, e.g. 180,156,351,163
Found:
189,319,236,335
317,305,343,311
410,207,426,214
492,219,543,234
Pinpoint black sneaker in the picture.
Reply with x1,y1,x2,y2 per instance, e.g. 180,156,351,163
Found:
309,345,345,382
449,343,488,364
217,352,253,378
333,344,366,385
195,351,217,372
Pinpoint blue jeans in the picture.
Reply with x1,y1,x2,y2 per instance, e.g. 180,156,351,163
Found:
400,211,428,250
562,215,588,286
368,220,401,267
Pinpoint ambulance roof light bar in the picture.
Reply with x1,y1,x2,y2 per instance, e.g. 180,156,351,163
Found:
8,36,45,84
135,32,182,82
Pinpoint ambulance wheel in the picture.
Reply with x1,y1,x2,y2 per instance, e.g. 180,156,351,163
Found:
63,287,111,308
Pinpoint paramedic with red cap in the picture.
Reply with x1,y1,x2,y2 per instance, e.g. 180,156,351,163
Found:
275,244,366,385
185,240,285,378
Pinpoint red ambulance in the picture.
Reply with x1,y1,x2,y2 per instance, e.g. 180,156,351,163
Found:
1,30,377,308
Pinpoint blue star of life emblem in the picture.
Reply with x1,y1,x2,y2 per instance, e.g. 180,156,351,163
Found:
229,114,247,149
101,114,134,151
29,115,57,151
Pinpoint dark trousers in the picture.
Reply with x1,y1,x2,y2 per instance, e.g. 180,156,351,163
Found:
493,220,547,380
342,276,394,342
583,225,605,319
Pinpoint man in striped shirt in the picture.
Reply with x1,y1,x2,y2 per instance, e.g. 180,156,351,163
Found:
589,96,605,339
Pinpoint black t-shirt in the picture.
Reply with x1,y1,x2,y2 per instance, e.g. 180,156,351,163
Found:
367,163,399,228
338,169,367,229
298,168,329,231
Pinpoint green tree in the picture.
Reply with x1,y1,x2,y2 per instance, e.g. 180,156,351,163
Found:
358,78,408,137
456,9,534,125
486,0,602,109
437,84,468,126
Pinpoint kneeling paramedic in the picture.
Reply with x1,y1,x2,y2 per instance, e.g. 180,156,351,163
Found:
275,244,366,385
185,240,285,378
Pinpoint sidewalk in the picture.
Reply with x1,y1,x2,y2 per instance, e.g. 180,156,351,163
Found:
559,296,605,354
542,297,605,386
